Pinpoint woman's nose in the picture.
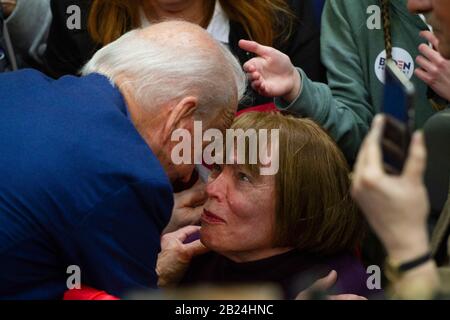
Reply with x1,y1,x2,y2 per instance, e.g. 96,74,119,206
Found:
206,172,227,201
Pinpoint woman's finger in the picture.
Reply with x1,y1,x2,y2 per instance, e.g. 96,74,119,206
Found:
415,68,433,84
239,39,273,58
417,45,441,68
171,225,202,242
403,131,427,184
420,30,439,49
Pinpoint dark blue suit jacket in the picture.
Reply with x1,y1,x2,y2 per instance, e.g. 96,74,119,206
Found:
0,69,173,299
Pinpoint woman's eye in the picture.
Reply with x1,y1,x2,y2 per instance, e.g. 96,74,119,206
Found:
209,164,222,178
237,172,250,182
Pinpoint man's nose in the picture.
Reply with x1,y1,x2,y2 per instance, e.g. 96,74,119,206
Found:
407,0,433,14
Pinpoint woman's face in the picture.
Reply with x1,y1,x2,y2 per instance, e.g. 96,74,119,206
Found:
200,163,277,262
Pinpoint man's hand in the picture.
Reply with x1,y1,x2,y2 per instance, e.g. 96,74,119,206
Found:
239,40,301,103
296,270,367,300
351,115,430,262
1,0,16,17
156,226,209,288
415,31,450,101
163,180,207,235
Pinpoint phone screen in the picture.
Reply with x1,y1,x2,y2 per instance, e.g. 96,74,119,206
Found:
381,60,415,174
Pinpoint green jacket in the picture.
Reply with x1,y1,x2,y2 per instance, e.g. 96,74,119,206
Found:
276,0,446,162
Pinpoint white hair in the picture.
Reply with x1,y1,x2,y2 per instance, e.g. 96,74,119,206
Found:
81,28,246,122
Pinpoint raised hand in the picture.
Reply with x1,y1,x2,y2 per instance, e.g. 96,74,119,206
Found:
351,115,430,262
239,39,301,102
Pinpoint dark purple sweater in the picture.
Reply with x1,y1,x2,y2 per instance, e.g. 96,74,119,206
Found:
180,250,383,299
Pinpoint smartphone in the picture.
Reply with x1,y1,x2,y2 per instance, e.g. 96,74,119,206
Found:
381,59,415,174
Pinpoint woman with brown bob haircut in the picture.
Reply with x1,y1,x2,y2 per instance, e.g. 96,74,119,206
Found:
42,0,325,109
157,112,380,299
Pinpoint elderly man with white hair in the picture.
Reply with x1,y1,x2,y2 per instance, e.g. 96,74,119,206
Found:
0,21,245,299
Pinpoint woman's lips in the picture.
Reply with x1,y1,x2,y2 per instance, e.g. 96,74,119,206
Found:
201,209,226,225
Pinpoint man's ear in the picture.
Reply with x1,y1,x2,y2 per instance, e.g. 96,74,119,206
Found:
163,96,198,137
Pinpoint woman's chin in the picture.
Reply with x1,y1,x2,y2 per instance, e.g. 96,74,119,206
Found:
199,228,211,244
199,228,223,253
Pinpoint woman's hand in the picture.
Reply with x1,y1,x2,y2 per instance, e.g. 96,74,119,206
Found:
351,116,440,299
296,270,367,300
415,31,450,101
156,225,209,288
163,180,207,235
351,115,430,262
239,40,301,103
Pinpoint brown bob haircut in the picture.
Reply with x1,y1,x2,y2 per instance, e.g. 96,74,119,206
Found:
88,0,295,47
231,112,365,256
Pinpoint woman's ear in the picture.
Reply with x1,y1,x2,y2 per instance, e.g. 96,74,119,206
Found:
163,97,198,138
